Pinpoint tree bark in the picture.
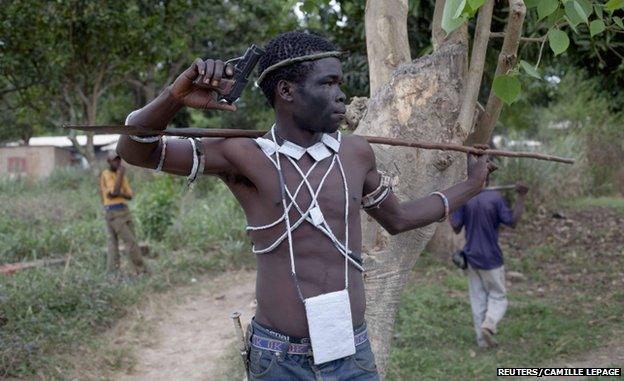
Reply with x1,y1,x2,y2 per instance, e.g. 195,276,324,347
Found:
424,219,465,256
467,0,526,144
365,0,411,96
357,43,468,378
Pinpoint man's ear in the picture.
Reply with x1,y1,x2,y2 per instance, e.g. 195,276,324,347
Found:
276,79,295,103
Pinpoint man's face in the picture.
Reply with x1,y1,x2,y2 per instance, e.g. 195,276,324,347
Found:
108,157,121,171
291,57,347,134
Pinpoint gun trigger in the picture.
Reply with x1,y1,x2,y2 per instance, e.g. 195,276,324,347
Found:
225,56,242,66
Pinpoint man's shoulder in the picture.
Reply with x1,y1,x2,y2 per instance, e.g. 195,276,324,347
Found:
485,190,505,203
220,137,269,169
220,137,263,155
342,134,374,160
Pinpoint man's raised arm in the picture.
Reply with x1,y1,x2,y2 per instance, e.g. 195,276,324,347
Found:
117,58,238,176
361,141,496,235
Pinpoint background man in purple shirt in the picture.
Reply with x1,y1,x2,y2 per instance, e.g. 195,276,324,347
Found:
450,182,529,347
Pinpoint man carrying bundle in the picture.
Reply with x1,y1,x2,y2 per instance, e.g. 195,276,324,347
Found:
450,180,529,348
117,31,495,380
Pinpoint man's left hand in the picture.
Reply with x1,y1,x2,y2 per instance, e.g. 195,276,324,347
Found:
467,144,498,190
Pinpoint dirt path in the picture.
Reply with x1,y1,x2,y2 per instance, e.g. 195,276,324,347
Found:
525,333,624,381
113,270,256,381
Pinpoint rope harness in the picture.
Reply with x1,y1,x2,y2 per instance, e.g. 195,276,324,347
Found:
247,126,355,301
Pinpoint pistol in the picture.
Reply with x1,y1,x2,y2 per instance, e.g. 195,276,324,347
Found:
194,44,265,104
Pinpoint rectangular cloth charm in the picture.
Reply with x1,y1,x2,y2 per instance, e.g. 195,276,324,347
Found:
304,289,355,364
309,206,325,227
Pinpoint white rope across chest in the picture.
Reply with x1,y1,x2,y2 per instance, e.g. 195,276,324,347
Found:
246,126,360,300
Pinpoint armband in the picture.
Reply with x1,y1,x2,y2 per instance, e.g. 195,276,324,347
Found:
155,137,167,172
362,172,395,210
186,138,205,187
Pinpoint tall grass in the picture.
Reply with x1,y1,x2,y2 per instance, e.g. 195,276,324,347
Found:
0,167,252,378
496,69,624,201
491,133,587,210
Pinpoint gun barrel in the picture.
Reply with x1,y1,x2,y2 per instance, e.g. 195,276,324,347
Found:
222,44,265,104
230,311,249,377
231,311,246,352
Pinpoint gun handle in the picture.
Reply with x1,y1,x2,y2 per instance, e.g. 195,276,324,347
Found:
192,60,237,94
192,77,235,94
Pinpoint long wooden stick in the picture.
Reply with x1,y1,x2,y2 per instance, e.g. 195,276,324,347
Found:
63,124,575,164
0,257,68,275
485,184,516,191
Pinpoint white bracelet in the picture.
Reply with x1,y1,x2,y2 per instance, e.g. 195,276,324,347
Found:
155,137,167,172
430,191,449,222
186,139,200,187
129,135,161,143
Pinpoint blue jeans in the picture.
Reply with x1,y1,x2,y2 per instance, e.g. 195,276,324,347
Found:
249,319,380,380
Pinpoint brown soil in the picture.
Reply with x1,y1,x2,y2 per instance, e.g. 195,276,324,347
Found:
85,270,257,381
500,206,624,296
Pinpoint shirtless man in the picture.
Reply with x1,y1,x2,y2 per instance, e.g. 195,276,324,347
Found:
117,31,494,380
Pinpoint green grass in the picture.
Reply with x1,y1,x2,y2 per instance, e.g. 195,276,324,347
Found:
387,279,619,380
566,196,624,213
388,202,624,381
0,169,252,379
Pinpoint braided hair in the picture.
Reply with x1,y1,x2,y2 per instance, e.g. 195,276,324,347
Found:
258,31,338,107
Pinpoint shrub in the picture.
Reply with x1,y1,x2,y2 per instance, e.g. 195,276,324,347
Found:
134,175,181,240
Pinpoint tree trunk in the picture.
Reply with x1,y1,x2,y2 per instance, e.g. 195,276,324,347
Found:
424,219,465,256
357,42,468,378
365,0,411,96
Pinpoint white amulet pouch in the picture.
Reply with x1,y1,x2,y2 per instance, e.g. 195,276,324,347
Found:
304,289,355,364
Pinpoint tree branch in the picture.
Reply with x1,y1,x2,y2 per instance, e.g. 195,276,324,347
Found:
468,0,526,144
432,0,447,50
490,32,545,42
67,133,86,157
456,0,495,139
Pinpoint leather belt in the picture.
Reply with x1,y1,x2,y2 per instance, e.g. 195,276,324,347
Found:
251,328,368,356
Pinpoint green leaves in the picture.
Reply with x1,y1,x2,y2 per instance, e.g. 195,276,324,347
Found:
564,1,590,26
614,16,624,29
492,74,522,105
524,0,540,9
441,0,488,35
520,60,541,79
538,0,559,20
576,0,594,18
301,0,317,13
589,19,606,36
468,0,486,9
548,29,570,55
605,0,624,12
441,0,468,34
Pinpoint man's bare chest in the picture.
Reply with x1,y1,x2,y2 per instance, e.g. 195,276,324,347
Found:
227,144,366,226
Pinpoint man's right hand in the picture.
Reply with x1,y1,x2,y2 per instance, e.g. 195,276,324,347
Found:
515,182,529,195
170,58,237,112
